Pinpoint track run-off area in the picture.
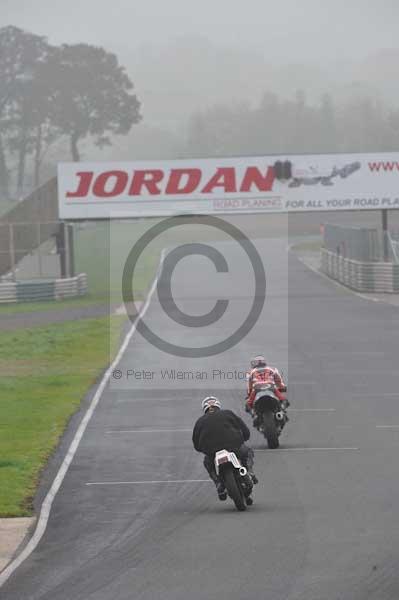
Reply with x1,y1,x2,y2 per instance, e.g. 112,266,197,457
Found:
2,231,399,600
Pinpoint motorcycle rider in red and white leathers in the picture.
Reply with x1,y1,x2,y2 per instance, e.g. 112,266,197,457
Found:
245,356,288,414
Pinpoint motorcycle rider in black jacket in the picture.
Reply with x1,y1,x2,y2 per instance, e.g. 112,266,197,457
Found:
192,396,258,500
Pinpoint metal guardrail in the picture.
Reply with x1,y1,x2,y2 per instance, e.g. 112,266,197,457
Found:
320,249,399,292
0,273,88,304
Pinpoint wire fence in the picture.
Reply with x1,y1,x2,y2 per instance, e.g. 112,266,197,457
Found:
388,230,399,263
323,223,399,263
0,221,72,282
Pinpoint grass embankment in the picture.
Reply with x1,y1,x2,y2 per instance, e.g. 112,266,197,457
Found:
0,316,124,517
0,200,15,217
291,239,322,253
0,296,106,316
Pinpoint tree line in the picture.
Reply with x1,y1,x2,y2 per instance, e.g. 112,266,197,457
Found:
185,90,399,157
2,24,399,205
0,26,141,201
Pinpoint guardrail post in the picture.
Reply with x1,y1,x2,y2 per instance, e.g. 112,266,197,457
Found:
382,209,389,261
37,222,43,278
8,223,16,282
64,222,70,278
57,223,67,278
67,224,75,277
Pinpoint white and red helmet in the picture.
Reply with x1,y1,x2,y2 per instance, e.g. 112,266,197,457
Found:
201,396,221,413
250,355,267,368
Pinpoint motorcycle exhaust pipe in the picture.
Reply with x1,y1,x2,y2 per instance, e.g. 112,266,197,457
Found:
239,467,247,477
275,411,285,421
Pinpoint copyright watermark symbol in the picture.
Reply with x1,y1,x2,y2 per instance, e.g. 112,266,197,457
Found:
122,216,266,358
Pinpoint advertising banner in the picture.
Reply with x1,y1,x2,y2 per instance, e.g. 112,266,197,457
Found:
58,153,399,219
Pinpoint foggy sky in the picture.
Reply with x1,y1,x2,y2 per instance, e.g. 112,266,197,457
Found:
2,0,399,133
1,0,398,63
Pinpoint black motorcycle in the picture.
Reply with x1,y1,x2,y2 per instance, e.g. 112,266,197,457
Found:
214,450,254,511
252,383,288,448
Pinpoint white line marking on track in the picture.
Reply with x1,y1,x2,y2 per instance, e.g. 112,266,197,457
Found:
114,304,126,316
317,352,385,356
115,396,199,403
106,429,192,434
86,479,211,486
255,447,359,452
0,253,166,588
330,370,399,375
352,393,397,397
114,301,143,316
376,425,399,429
289,409,336,412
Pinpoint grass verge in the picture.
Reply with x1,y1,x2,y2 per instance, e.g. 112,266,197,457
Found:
290,239,322,253
0,295,108,316
0,315,125,517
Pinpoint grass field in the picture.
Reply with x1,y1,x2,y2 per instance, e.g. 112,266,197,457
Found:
74,220,162,302
0,200,15,217
290,239,322,252
0,316,125,517
0,295,108,316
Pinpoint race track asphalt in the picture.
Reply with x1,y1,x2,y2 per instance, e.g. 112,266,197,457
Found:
2,231,399,600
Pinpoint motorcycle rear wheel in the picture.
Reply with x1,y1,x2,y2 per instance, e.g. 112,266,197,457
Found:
223,469,247,511
263,412,280,449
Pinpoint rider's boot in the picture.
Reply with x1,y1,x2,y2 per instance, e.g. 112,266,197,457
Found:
210,471,227,500
248,471,258,485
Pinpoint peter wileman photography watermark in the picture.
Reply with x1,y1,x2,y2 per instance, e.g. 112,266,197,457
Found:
112,367,248,382
121,215,267,358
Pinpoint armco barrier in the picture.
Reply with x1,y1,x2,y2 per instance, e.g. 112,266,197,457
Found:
320,249,399,292
0,273,87,304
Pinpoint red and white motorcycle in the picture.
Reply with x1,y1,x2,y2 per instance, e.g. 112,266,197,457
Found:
252,383,288,449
